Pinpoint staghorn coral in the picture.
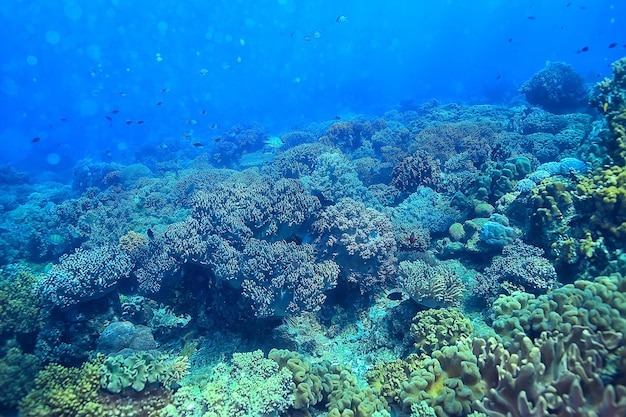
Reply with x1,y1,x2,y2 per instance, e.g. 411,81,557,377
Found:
388,187,460,235
320,119,386,152
313,198,397,292
591,56,626,163
409,122,497,165
0,269,43,334
262,142,334,179
0,347,40,409
578,164,626,240
397,260,466,309
19,358,104,416
300,151,372,205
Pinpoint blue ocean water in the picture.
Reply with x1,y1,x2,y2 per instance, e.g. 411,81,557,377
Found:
1,1,624,173
1,1,626,416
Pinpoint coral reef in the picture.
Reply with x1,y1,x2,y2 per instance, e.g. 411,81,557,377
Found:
520,62,588,114
313,198,397,292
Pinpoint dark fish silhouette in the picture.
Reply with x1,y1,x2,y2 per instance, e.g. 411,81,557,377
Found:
31,137,41,143
147,228,154,240
609,43,617,48
387,291,404,301
191,142,204,147
111,109,120,114
527,16,536,20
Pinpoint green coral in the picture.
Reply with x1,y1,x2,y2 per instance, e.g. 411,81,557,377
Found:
0,270,43,334
578,165,626,239
19,358,104,417
591,56,626,163
410,309,474,355
202,350,295,417
492,272,626,344
0,347,40,408
399,344,485,417
100,351,179,394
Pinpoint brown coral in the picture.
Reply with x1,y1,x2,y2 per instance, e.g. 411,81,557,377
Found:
391,150,442,192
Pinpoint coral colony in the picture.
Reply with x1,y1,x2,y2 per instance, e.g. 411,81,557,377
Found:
2,59,626,416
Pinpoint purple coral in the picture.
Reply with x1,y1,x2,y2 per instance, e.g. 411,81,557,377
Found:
38,246,134,308
313,198,397,291
483,240,557,294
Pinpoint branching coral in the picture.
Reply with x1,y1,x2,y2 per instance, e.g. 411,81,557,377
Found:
38,245,134,308
313,198,397,292
391,150,442,192
240,239,339,317
483,240,558,295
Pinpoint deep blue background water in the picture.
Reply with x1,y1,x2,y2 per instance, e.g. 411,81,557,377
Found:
1,0,624,176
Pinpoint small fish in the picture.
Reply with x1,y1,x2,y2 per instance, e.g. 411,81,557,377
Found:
508,38,513,42
200,109,206,115
117,91,126,96
159,88,170,93
147,228,154,240
156,101,163,106
105,115,112,121
60,118,67,122
312,30,322,39
209,123,218,129
387,291,404,301
111,109,120,114
137,120,144,125
199,69,209,76
191,142,204,147
185,119,197,125
336,15,347,23
125,120,133,125
31,137,41,143
566,2,571,6
581,46,589,52
333,115,341,120
527,16,536,20
609,43,617,48
264,136,285,149
496,74,501,80
214,137,222,142
302,35,312,42
604,102,609,113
